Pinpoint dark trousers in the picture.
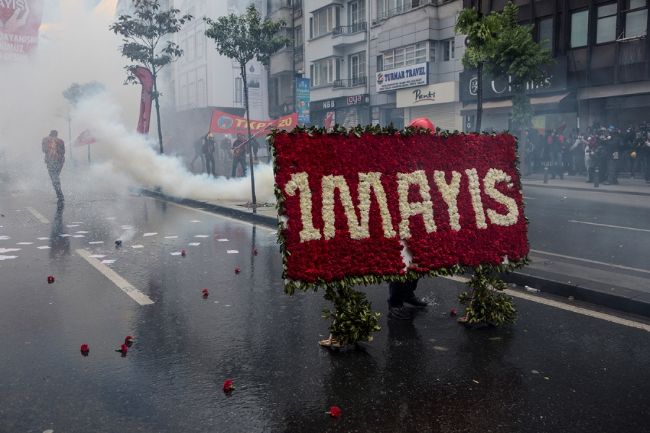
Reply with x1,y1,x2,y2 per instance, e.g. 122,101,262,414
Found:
231,155,247,177
46,160,64,199
204,154,215,176
388,279,418,307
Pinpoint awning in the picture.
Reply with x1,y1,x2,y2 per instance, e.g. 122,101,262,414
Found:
461,92,571,111
578,82,650,100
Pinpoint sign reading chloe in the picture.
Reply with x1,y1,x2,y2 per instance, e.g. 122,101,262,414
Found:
376,63,429,92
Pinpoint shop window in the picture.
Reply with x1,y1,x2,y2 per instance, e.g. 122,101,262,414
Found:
625,0,648,38
570,10,589,48
538,16,553,52
443,38,454,61
597,3,617,44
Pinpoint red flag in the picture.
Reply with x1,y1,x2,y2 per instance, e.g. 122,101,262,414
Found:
133,66,153,134
209,111,297,135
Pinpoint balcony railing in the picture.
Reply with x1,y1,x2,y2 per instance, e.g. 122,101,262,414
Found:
333,76,367,88
333,22,367,36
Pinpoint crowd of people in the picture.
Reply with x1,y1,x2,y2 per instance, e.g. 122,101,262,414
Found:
190,132,262,178
523,122,650,185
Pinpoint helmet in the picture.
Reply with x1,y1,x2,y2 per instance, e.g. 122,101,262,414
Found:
408,117,435,132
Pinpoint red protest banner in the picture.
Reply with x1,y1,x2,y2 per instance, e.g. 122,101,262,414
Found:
209,111,297,135
271,129,529,289
0,0,44,61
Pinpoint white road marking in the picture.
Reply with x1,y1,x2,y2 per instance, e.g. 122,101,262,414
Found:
164,235,178,239
88,241,104,245
531,249,650,275
37,237,49,240
217,238,229,242
37,246,50,250
227,250,239,254
194,235,209,238
77,249,153,305
90,254,106,259
131,244,144,249
0,248,20,253
101,259,116,264
58,234,71,238
143,232,158,237
71,221,84,224
0,235,11,240
170,252,182,256
26,207,49,223
188,242,201,246
16,242,33,245
120,225,134,230
161,201,276,232
66,224,79,228
72,235,85,238
0,255,18,260
569,220,650,233
75,231,89,234
190,220,201,223
442,275,650,333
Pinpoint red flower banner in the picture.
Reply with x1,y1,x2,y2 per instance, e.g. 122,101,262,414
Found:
271,129,528,289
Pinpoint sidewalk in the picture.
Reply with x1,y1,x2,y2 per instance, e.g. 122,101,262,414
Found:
522,173,650,196
140,188,650,319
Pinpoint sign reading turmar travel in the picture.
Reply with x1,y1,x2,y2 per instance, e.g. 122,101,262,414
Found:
396,81,458,108
376,62,428,92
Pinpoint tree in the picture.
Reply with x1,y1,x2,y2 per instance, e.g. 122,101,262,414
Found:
110,0,192,154
456,1,551,134
204,5,288,210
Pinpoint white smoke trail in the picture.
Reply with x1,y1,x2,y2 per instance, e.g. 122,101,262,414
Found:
74,92,276,203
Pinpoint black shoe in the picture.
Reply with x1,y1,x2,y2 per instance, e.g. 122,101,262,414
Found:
388,305,413,320
403,296,429,307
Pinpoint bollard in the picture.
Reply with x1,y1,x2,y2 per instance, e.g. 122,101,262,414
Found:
543,166,549,184
594,167,600,188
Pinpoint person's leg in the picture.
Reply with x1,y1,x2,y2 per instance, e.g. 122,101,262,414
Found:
239,157,247,177
231,157,237,178
48,162,63,199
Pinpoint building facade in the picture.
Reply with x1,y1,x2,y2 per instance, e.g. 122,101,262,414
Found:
461,0,650,132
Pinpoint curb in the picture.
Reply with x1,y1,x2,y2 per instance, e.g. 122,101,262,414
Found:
139,189,278,228
143,189,650,319
502,272,650,318
522,182,650,197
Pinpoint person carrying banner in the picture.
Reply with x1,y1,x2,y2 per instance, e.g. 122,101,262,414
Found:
42,130,65,201
231,133,248,178
202,133,216,177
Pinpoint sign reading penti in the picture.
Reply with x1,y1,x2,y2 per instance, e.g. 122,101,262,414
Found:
396,81,458,108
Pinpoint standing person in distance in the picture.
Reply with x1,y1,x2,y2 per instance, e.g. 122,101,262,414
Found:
202,133,216,177
231,133,248,178
42,130,65,201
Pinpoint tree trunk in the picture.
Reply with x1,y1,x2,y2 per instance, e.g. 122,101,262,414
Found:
241,63,257,211
152,74,164,154
475,61,483,133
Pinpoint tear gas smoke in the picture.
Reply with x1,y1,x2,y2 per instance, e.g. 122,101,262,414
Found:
0,0,275,204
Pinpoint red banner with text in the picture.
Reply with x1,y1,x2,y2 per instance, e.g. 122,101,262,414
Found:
271,130,529,286
210,111,297,135
0,0,44,61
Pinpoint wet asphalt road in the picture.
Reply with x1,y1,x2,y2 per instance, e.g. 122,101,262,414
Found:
1,183,650,433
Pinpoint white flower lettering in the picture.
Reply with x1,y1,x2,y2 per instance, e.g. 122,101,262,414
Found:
397,170,437,239
483,168,519,226
284,172,321,242
433,170,462,231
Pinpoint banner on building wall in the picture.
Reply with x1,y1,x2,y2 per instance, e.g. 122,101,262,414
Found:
0,0,44,61
209,110,297,134
296,77,310,124
376,62,428,93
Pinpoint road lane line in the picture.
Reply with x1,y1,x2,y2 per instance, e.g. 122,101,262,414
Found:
26,207,49,224
568,220,650,233
442,276,650,333
76,249,154,306
531,249,650,275
161,201,276,232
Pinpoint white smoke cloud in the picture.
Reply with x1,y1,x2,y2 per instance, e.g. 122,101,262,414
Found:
0,0,275,204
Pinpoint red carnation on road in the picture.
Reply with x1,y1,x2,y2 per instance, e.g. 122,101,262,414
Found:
327,406,342,418
450,308,457,317
181,249,186,257
124,336,134,345
117,344,128,355
80,344,89,355
234,267,241,274
47,275,55,284
202,288,209,298
223,379,234,393
252,248,258,256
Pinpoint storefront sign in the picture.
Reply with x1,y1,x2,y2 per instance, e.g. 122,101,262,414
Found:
396,81,457,108
376,63,429,92
296,78,311,124
310,94,369,112
460,57,567,103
